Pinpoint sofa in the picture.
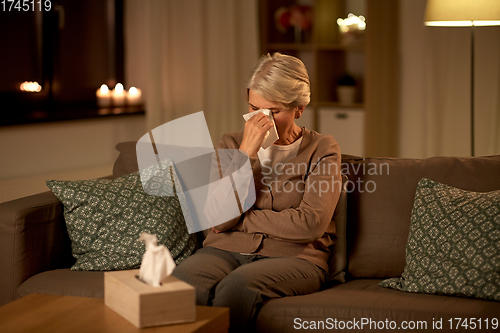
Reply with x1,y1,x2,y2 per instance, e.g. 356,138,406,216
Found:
1,141,499,332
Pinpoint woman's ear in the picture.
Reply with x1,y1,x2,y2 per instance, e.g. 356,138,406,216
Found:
295,106,305,119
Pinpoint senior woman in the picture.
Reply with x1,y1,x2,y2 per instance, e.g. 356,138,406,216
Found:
173,52,341,332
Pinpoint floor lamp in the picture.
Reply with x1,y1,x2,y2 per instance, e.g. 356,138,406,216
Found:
424,0,500,156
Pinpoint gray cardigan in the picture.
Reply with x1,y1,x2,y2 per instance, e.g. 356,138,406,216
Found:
204,127,341,272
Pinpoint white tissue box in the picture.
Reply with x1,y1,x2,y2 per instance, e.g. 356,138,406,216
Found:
104,269,196,328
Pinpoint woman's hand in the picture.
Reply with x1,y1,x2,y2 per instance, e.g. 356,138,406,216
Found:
239,112,274,157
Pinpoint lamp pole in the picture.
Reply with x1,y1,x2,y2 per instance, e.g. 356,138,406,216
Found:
470,23,475,157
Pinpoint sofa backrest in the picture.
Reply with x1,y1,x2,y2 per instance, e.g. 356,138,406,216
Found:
341,155,500,280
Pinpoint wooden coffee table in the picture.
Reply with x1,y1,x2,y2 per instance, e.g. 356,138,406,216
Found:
0,294,229,333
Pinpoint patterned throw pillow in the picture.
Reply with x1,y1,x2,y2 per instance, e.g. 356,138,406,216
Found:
379,178,500,301
46,160,198,271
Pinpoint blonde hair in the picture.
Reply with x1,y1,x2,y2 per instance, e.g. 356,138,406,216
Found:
246,52,310,109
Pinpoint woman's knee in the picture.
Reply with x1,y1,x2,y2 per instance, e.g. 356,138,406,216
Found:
212,270,261,306
171,252,199,283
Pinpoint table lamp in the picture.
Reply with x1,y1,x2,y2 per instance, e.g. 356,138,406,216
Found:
424,0,500,156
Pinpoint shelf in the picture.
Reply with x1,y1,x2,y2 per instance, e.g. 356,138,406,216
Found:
1,105,145,127
260,0,366,132
267,43,364,52
267,43,314,51
315,102,364,109
316,43,364,51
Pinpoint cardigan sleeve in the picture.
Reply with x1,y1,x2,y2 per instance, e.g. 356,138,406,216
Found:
240,136,341,243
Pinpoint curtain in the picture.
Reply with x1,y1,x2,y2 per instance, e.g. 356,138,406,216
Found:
125,0,259,147
476,27,500,155
399,0,500,158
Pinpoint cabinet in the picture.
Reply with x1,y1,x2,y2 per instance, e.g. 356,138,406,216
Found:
258,0,366,132
319,108,364,156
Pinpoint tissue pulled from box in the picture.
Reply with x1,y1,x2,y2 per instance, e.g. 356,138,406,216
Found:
242,109,279,149
138,232,176,287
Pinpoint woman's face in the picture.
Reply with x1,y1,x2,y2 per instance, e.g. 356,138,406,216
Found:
248,90,296,136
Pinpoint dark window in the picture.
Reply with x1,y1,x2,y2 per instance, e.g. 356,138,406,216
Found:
0,0,141,126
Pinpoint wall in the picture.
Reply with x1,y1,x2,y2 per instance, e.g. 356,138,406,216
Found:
0,115,146,203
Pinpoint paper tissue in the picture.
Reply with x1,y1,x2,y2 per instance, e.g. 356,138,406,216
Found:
104,232,195,328
243,109,279,149
138,232,176,287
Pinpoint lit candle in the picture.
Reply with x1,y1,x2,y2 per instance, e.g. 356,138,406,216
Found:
127,87,142,106
111,83,126,106
96,84,111,108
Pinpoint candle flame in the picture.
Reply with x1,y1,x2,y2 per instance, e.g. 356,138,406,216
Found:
100,84,109,94
129,87,138,95
115,83,124,93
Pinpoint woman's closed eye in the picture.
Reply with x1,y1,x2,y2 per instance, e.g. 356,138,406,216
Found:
248,103,282,114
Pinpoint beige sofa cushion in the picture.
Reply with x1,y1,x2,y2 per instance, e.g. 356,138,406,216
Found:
256,279,500,332
17,269,104,299
342,155,500,279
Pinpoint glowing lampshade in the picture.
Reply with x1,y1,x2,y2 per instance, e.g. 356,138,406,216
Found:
425,0,500,26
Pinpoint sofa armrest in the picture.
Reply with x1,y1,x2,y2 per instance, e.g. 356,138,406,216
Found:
0,191,74,305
